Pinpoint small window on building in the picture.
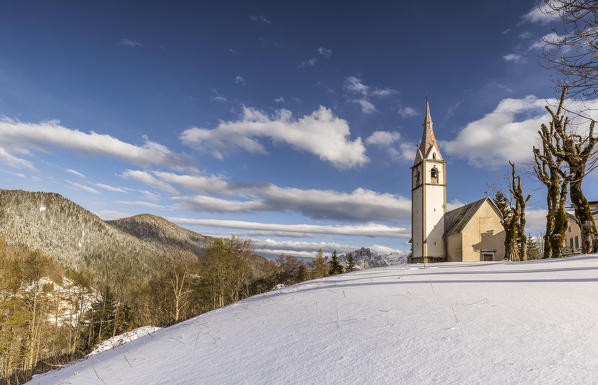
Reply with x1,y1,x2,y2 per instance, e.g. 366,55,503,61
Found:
432,153,436,159
575,236,579,249
570,238,574,249
431,168,439,184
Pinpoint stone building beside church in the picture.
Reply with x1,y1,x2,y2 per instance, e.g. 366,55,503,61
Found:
409,100,505,263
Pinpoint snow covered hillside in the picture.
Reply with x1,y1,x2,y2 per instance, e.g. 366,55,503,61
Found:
29,256,598,385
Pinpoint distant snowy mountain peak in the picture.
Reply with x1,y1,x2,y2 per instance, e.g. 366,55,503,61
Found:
338,247,408,269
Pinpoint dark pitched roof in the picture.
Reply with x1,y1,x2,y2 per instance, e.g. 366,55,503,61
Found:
444,197,498,235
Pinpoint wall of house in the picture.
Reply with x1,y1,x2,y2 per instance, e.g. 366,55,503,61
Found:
461,200,505,262
563,216,582,253
446,233,462,262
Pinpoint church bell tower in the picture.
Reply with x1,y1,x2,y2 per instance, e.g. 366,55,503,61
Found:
411,97,446,262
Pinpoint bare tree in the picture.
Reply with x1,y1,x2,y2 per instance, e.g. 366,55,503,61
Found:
494,163,530,262
510,162,532,260
533,89,570,258
539,87,598,253
494,190,520,262
539,0,598,98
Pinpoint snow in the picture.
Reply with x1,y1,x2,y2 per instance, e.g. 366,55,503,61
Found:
88,326,161,356
29,255,598,384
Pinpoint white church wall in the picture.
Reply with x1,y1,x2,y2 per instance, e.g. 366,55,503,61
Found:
412,185,423,258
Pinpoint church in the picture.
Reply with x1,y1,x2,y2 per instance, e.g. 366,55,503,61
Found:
409,100,505,263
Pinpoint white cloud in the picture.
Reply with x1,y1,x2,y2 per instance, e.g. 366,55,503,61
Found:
344,76,369,95
65,180,99,194
300,57,317,67
139,189,161,201
446,200,466,211
444,101,461,120
530,32,568,51
211,96,228,103
153,171,231,195
371,88,397,97
180,106,368,169
235,75,246,85
0,146,34,169
128,170,412,222
366,131,415,162
354,99,376,114
122,170,179,194
519,31,533,39
249,15,271,24
523,3,560,24
317,47,332,57
173,185,411,221
95,183,127,193
526,208,549,234
366,131,400,146
169,217,409,238
66,169,85,178
0,117,191,170
443,95,598,166
116,201,169,209
388,143,416,162
274,97,285,103
398,106,418,117
344,76,396,114
119,38,142,47
503,53,523,63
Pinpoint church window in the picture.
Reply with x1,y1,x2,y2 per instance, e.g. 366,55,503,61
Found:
432,153,436,159
431,167,439,184
575,236,579,249
415,170,420,185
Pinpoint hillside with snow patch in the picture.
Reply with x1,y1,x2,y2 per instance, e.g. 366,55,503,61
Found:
29,255,598,385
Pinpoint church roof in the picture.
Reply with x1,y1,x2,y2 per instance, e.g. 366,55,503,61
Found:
415,98,442,162
444,198,499,235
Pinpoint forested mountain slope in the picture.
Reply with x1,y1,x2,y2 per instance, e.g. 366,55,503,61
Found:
0,189,168,278
107,214,212,256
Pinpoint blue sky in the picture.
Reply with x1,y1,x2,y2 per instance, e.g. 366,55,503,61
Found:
1,1,596,258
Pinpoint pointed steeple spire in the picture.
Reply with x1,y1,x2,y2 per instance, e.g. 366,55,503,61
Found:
416,95,441,161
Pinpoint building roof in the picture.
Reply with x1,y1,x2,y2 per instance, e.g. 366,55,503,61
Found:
415,98,442,162
566,212,580,226
444,197,498,235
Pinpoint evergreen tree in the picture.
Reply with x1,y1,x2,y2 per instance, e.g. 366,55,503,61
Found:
297,263,310,282
526,236,542,260
81,287,117,350
346,253,355,272
328,250,343,275
310,249,329,279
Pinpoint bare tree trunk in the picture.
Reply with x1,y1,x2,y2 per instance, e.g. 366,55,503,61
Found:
570,181,598,253
547,87,598,254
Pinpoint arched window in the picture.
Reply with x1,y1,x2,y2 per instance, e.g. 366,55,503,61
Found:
415,170,420,185
432,153,436,159
431,167,439,184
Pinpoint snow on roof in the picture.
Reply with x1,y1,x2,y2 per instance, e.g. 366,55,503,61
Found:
28,255,598,385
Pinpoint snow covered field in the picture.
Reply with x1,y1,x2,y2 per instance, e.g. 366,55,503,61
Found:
29,255,598,385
